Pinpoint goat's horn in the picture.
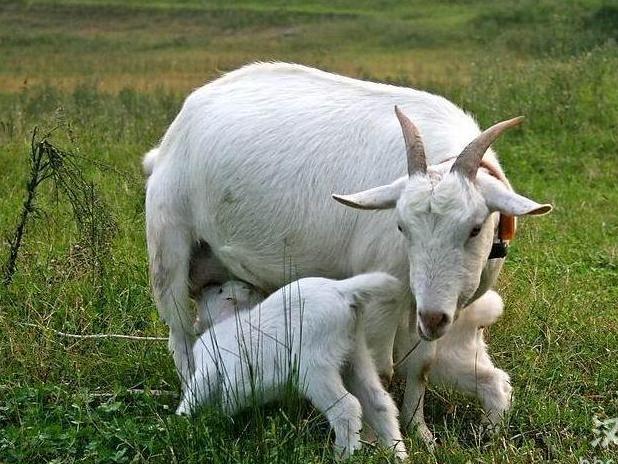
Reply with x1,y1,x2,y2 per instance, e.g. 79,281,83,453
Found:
451,116,524,179
395,106,427,176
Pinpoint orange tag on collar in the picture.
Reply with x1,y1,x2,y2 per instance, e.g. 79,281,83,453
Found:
499,214,516,241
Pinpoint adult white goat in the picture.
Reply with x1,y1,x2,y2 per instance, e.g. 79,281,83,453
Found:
178,273,408,460
145,62,552,434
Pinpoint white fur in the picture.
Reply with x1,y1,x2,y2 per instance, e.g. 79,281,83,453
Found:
144,62,550,431
177,273,408,460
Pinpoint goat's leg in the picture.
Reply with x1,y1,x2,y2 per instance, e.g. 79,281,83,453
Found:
146,197,195,388
429,351,512,433
304,368,363,458
368,334,396,384
363,288,410,384
346,341,408,460
176,362,220,416
398,332,437,446
479,367,512,431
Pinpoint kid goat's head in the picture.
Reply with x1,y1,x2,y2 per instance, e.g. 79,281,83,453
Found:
333,107,552,341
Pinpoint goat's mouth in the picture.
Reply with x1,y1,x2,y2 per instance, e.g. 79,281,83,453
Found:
416,323,443,341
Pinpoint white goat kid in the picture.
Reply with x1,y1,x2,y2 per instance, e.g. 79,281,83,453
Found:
144,63,552,434
193,280,263,334
197,281,511,445
177,273,408,460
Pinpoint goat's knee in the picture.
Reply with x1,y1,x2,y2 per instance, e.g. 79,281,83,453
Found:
304,372,363,458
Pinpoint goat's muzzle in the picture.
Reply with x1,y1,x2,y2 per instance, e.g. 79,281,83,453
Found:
417,310,451,341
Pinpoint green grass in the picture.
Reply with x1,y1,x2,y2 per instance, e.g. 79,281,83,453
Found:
1,0,617,462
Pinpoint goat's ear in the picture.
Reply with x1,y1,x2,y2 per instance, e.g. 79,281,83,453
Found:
332,177,406,210
479,175,552,216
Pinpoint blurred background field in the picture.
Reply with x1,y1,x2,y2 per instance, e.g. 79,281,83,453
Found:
0,1,616,463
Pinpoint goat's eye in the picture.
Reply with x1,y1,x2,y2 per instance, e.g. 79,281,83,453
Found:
469,226,482,238
397,225,403,233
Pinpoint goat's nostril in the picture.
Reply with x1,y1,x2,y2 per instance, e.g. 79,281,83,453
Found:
419,311,450,333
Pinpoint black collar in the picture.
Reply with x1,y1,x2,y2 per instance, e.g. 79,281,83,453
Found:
489,240,508,259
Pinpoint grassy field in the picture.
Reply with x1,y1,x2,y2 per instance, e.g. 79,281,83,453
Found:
1,0,617,462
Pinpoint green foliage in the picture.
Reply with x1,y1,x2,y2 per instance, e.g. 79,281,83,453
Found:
471,0,618,57
2,129,117,286
0,0,616,463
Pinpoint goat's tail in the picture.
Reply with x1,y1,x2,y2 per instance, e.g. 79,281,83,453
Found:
142,147,160,177
459,290,504,328
337,272,402,308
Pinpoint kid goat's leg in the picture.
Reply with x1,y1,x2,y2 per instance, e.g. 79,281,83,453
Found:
176,364,219,416
304,367,363,458
346,341,408,460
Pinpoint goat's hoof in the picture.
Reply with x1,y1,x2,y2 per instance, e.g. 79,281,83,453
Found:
393,442,409,460
175,406,189,416
360,427,378,444
479,418,502,437
422,433,436,452
333,440,361,460
409,423,435,450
